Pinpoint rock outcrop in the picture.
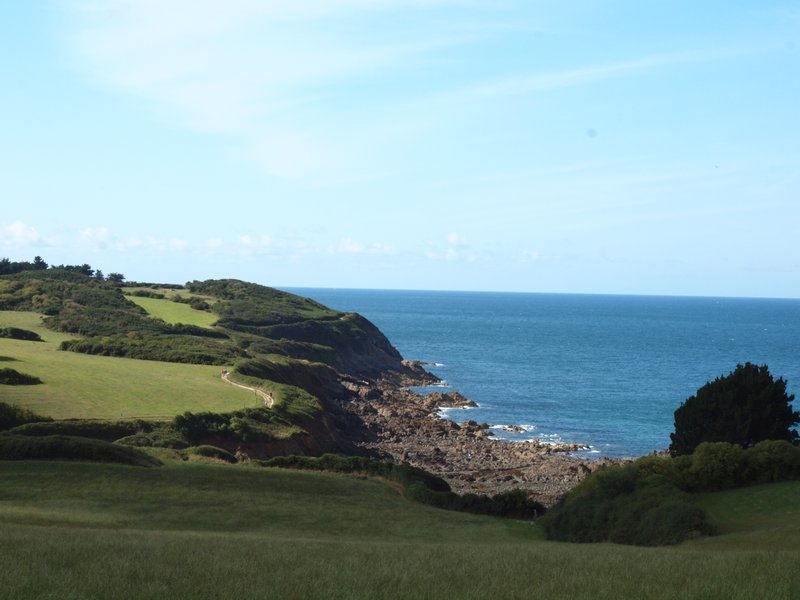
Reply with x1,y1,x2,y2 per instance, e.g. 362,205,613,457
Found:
332,367,621,506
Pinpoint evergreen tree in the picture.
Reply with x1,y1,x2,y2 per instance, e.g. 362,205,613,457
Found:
669,362,799,456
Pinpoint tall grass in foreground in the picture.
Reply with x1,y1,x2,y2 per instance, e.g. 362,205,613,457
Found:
0,461,797,600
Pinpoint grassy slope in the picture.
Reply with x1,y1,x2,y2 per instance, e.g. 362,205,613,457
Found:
124,295,218,328
0,461,797,600
691,481,800,550
0,311,258,419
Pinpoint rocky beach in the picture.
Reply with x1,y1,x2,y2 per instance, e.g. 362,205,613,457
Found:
338,362,620,506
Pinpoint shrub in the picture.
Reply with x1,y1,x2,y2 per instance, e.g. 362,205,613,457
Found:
183,445,237,463
9,419,152,441
633,499,711,545
684,442,744,491
0,368,43,385
61,333,243,365
0,434,162,467
0,327,43,341
492,489,546,519
128,289,166,299
260,454,544,520
0,402,51,431
742,440,800,484
540,463,711,546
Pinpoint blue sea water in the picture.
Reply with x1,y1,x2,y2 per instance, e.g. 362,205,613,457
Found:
285,289,800,459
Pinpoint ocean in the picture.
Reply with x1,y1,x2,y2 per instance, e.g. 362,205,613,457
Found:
284,289,800,459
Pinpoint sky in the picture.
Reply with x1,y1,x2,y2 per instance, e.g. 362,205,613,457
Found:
1,1,798,297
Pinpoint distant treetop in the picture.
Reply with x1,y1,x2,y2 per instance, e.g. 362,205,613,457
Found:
0,256,122,284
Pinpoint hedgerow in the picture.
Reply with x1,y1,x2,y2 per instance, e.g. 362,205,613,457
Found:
0,433,162,467
0,368,43,385
0,402,51,431
541,441,800,546
0,327,43,342
260,454,545,520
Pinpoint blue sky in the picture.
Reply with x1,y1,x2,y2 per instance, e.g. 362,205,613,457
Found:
1,1,798,297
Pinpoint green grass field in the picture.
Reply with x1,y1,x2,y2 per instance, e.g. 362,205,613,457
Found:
692,482,800,551
0,311,259,419
124,294,218,328
0,461,797,600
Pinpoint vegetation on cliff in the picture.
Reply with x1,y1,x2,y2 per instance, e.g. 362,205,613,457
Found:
0,257,411,455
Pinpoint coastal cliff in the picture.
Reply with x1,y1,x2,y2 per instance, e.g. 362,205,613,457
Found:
0,268,606,503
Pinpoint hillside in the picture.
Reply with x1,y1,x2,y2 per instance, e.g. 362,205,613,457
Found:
0,268,429,457
0,461,797,600
0,265,608,503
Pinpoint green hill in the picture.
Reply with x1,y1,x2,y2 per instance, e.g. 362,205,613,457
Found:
0,268,417,455
2,262,798,599
0,461,796,600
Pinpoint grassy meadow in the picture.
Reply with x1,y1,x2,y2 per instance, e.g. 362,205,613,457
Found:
0,311,258,419
0,460,797,600
124,294,218,328
693,481,800,551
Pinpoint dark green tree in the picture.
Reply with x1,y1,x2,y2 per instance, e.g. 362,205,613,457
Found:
107,272,125,283
669,362,799,456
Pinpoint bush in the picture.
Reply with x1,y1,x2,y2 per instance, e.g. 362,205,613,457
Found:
0,327,43,341
183,445,237,463
0,434,162,467
116,426,189,449
61,333,243,365
128,290,166,299
634,499,710,545
10,419,152,441
260,454,545,520
0,402,51,431
171,295,211,311
0,368,43,385
542,440,800,546
492,489,546,519
742,440,800,484
684,442,745,491
540,462,712,546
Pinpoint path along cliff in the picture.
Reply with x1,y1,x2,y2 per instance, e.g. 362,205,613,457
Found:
221,371,273,407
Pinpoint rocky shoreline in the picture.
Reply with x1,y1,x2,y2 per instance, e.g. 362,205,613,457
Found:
338,362,622,506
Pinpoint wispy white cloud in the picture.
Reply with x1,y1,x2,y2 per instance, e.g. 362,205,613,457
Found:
333,237,393,255
447,231,468,247
59,1,758,186
79,226,112,247
521,249,541,262
423,47,749,109
1,221,45,247
206,238,223,251
72,227,190,254
338,237,364,254
426,231,478,262
61,0,477,181
236,233,273,256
